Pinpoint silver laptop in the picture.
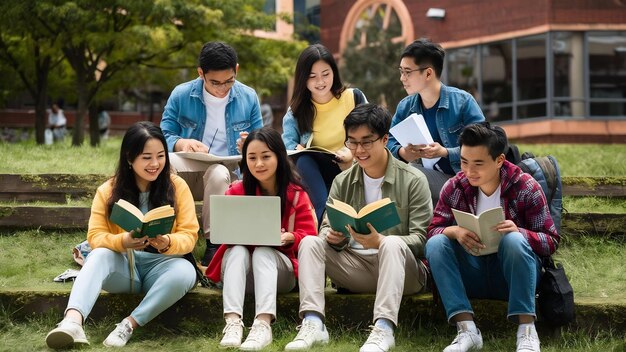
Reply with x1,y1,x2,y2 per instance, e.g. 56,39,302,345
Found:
209,195,282,246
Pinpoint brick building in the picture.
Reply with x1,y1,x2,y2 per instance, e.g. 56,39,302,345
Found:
319,0,626,142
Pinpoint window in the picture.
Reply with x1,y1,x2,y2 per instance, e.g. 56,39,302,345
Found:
588,31,626,117
553,32,585,117
482,41,513,121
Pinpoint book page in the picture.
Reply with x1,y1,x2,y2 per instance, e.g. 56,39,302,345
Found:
358,198,392,217
389,113,441,169
452,207,504,255
287,146,335,156
116,199,144,221
143,205,175,222
174,152,241,167
328,198,358,218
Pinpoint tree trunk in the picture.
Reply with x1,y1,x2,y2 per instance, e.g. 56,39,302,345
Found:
88,103,99,146
72,81,87,146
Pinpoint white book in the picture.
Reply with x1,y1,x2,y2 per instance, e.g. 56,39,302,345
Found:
451,207,505,256
389,113,440,169
174,152,241,168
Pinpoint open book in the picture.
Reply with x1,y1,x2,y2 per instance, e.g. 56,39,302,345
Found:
389,113,440,169
110,199,175,238
287,146,335,156
451,207,505,256
174,152,241,168
326,197,401,237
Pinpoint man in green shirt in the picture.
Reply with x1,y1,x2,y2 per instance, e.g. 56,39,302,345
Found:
285,104,432,352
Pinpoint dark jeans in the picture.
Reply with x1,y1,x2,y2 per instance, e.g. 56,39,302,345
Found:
294,153,341,225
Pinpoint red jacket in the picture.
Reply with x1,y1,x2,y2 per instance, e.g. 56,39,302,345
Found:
205,181,317,282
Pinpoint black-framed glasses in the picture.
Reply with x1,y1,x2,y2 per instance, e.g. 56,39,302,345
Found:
209,77,236,88
398,67,429,78
344,137,382,150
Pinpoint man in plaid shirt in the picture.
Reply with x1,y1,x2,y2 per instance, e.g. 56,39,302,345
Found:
425,122,559,352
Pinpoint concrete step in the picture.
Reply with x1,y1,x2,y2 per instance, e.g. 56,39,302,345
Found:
2,174,625,203
2,288,624,336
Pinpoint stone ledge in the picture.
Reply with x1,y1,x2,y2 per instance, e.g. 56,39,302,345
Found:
2,289,625,335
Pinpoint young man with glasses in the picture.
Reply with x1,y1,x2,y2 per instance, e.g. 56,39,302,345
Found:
387,39,484,206
285,104,432,352
160,42,262,265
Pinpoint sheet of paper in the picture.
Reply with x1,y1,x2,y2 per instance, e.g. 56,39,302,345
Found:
389,113,441,169
174,152,241,167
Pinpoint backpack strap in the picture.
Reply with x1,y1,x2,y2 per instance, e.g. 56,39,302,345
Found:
353,88,365,106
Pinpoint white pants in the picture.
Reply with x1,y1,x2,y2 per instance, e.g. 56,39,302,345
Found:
169,153,237,237
222,246,295,320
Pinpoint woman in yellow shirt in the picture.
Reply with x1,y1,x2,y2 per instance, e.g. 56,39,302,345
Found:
282,44,368,223
46,121,199,349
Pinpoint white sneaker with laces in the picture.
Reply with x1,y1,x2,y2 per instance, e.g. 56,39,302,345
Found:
240,319,272,351
103,318,134,347
359,325,395,352
284,319,330,350
516,326,541,352
219,317,244,348
46,318,89,349
443,322,483,352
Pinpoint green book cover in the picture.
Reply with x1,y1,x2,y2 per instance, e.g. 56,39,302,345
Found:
325,198,401,237
110,199,175,238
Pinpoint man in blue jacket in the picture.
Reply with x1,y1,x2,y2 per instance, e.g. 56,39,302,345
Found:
161,42,263,265
387,39,484,206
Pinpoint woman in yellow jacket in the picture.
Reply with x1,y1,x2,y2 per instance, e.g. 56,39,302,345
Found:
46,121,199,349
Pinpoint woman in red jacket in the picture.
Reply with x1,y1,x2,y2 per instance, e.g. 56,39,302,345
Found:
206,127,317,350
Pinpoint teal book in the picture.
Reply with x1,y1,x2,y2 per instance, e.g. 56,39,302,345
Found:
325,197,401,236
110,199,175,238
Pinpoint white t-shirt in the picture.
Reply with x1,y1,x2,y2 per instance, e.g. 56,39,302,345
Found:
476,184,502,215
48,109,67,127
202,88,229,156
348,171,385,254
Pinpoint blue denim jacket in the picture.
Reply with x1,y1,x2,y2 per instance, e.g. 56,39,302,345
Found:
387,84,484,172
281,88,366,150
161,78,263,155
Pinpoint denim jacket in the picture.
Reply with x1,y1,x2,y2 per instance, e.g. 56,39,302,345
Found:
161,78,263,155
387,84,484,172
282,88,366,150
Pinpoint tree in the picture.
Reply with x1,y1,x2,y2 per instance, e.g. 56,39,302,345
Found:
0,1,64,144
340,17,406,114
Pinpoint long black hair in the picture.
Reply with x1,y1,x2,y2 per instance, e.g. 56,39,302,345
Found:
240,127,304,216
107,121,175,215
289,44,346,134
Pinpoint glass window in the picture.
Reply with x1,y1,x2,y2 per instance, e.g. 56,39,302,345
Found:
553,32,586,117
447,47,480,102
516,34,546,102
517,102,547,119
588,31,626,116
482,41,512,121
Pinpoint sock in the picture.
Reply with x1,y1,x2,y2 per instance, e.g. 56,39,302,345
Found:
517,323,536,338
374,318,394,332
303,312,323,328
458,320,478,334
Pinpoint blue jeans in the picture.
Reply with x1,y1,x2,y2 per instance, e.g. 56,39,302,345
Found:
425,232,541,323
295,154,340,224
66,248,196,326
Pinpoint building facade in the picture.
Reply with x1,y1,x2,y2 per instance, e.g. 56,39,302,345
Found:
320,0,626,142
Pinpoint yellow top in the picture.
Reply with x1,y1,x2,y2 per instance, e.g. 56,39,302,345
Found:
311,88,355,151
87,174,199,254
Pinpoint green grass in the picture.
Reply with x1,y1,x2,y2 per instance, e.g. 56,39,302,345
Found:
1,310,625,352
0,137,119,175
563,196,626,214
518,143,626,177
0,138,624,177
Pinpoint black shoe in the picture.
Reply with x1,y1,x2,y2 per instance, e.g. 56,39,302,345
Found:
201,239,219,266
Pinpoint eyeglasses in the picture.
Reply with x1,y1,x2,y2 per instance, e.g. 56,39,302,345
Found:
344,137,382,150
207,76,236,88
398,67,429,78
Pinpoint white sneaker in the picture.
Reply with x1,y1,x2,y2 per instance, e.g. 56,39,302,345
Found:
443,322,483,352
240,319,272,351
219,318,244,348
359,326,395,352
516,326,540,352
284,319,330,350
46,318,89,349
103,318,134,347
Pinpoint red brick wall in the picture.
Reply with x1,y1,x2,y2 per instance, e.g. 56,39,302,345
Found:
321,0,626,51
